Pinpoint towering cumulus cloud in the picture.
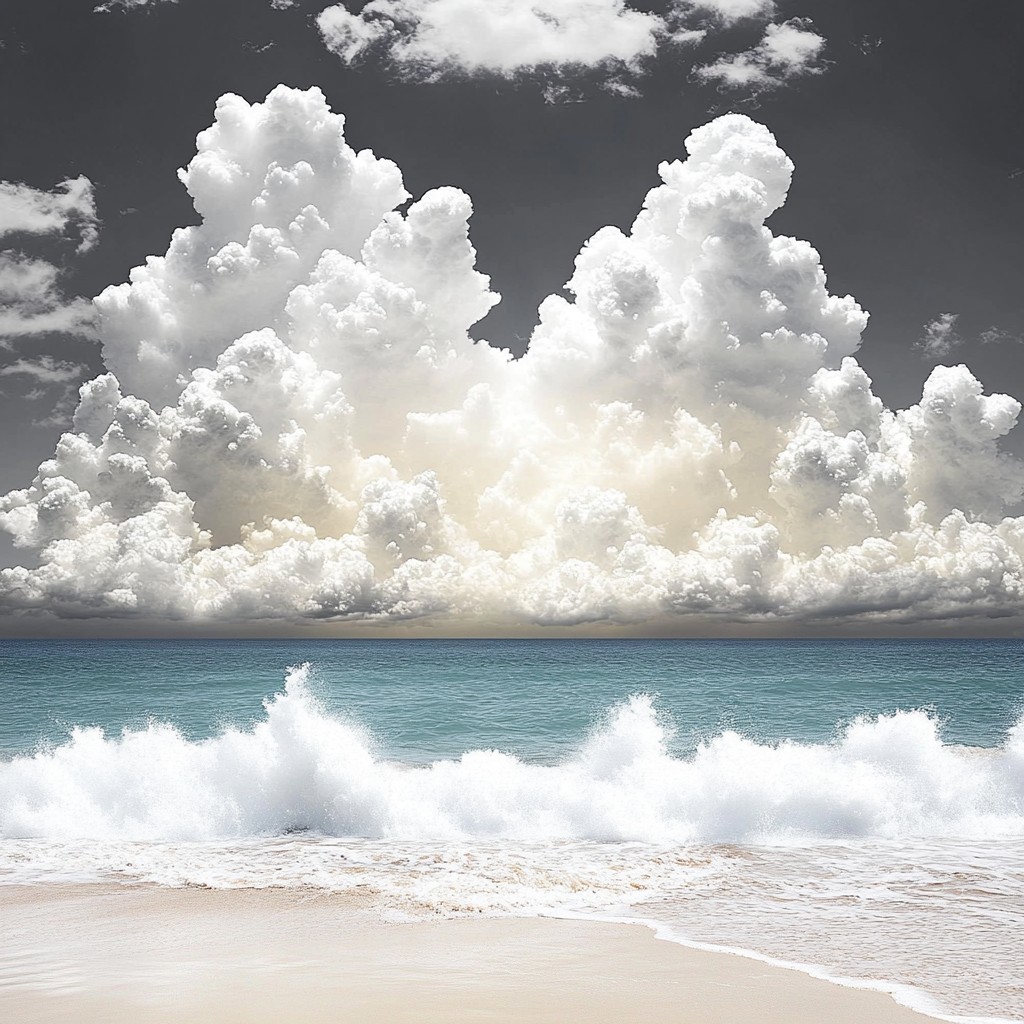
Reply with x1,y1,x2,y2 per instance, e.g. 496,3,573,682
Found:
2,85,1023,629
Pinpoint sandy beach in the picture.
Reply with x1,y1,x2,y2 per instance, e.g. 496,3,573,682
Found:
0,884,942,1024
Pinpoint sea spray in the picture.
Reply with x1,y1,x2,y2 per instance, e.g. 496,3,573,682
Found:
3,664,1022,843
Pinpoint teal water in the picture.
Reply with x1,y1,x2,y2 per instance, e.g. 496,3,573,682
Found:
3,638,1023,759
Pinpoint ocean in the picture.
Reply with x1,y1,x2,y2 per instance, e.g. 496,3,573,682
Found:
1,638,1022,1021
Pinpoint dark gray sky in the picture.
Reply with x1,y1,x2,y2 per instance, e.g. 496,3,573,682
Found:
1,0,1023,625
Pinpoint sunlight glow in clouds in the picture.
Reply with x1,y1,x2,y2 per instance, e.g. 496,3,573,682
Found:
2,85,1023,628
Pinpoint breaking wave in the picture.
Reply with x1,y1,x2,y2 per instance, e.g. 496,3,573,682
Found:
2,664,1022,843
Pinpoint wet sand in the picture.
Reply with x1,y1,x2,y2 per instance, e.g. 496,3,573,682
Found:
0,884,941,1023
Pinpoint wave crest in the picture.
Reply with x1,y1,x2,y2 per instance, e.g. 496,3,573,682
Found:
2,664,1022,843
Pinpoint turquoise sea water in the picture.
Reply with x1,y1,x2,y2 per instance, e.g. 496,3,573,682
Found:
2,638,1023,1022
3,638,1022,758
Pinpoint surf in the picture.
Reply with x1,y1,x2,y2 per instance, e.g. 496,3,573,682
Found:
3,664,1022,843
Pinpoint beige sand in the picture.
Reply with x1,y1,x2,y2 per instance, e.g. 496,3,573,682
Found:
0,884,939,1023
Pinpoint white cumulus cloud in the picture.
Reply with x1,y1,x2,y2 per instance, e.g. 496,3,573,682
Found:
316,0,665,75
2,85,1023,630
696,18,825,90
691,0,775,21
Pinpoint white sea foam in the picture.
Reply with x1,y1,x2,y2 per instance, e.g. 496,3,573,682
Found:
2,664,1022,843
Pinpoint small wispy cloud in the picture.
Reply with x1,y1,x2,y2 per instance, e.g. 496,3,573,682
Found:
0,355,90,428
0,253,95,343
916,312,962,359
980,326,1023,346
0,355,88,385
916,315,1022,360
94,0,177,11
0,178,99,344
0,176,98,254
854,35,883,56
695,18,826,92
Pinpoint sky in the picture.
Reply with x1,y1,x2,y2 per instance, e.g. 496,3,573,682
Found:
1,0,1024,636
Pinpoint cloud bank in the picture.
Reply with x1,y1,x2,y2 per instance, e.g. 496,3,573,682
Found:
2,85,1023,629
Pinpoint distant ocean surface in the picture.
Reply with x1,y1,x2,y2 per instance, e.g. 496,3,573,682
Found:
2,639,1022,1021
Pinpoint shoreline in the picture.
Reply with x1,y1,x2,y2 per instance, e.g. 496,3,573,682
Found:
0,883,965,1024
576,911,1015,1024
